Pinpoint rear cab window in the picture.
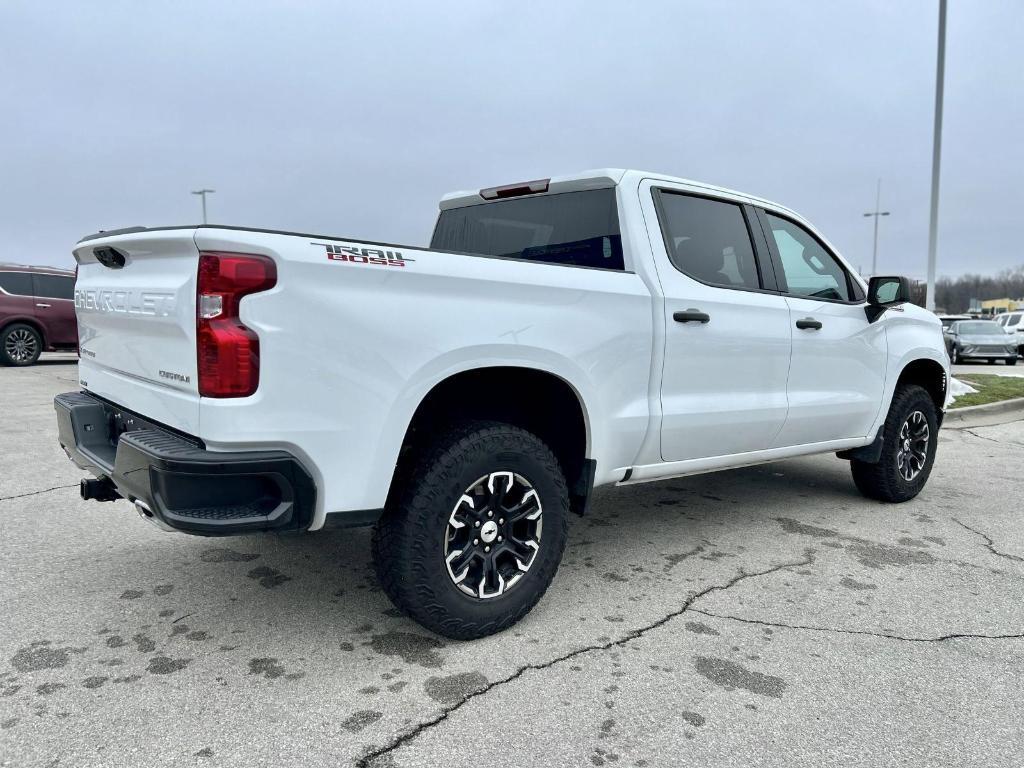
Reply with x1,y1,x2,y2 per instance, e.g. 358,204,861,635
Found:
653,191,763,291
430,188,625,270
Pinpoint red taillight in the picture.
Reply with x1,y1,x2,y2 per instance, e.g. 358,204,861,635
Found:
196,251,277,398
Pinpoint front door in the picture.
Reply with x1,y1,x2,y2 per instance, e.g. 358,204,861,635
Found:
643,184,793,462
755,209,887,446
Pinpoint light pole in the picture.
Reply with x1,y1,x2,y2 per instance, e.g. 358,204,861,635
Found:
863,178,890,276
925,0,947,311
191,188,215,224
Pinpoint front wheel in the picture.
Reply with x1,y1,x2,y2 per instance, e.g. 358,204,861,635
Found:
1006,357,1017,366
372,421,569,640
850,384,938,503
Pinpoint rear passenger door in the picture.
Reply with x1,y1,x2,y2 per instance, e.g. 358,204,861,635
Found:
644,184,792,462
754,208,886,446
31,273,77,346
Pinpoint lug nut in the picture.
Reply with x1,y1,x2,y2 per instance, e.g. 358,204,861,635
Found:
498,518,504,524
473,538,479,545
475,521,480,527
484,546,490,553
487,511,493,518
497,536,503,542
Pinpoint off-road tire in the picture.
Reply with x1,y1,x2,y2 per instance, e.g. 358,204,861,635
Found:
372,420,569,640
851,384,938,503
0,323,42,366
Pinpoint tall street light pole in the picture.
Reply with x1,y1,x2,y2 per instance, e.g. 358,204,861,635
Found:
191,188,215,224
925,0,947,311
863,178,890,276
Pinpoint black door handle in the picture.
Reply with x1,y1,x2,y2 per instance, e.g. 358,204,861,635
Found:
796,317,823,330
674,309,710,324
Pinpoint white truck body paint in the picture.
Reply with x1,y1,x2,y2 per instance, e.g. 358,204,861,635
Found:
70,169,949,530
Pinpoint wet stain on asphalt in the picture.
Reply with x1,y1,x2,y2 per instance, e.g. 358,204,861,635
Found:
132,634,156,653
423,671,488,704
840,577,878,591
684,621,721,636
147,656,191,675
35,682,66,696
693,656,787,699
369,632,445,669
248,657,285,679
680,711,706,727
340,709,383,733
82,676,108,689
247,566,292,589
200,548,260,563
153,584,174,595
248,657,306,680
119,589,145,600
777,518,937,569
105,635,125,648
10,642,84,672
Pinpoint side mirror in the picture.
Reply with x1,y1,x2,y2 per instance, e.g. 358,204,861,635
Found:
865,275,912,322
868,275,911,305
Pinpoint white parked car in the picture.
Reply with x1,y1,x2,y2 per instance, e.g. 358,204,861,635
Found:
56,169,949,638
995,311,1024,358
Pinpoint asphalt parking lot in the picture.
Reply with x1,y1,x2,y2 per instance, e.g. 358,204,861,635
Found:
2,358,1023,768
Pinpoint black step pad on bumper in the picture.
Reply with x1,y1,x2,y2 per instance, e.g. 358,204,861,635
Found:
55,391,316,536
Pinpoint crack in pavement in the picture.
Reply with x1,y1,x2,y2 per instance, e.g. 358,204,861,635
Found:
952,518,1024,564
690,609,1024,643
962,428,1008,445
356,550,815,767
0,483,78,503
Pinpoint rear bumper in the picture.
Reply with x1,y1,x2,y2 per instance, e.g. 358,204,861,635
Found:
54,391,316,536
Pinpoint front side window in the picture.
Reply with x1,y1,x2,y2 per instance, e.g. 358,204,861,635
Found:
31,274,74,300
765,213,852,302
656,192,760,290
1007,314,1021,327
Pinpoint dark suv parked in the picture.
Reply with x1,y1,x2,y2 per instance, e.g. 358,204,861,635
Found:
0,264,78,366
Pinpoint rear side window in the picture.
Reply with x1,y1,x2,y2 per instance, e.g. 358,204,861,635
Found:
655,192,761,290
430,189,624,270
31,274,74,300
764,213,852,302
0,271,33,296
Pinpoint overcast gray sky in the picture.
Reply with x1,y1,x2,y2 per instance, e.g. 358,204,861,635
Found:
1,1,1020,279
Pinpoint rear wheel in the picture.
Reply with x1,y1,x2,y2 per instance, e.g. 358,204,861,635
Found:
850,384,938,503
372,421,569,640
0,323,42,366
1007,357,1017,366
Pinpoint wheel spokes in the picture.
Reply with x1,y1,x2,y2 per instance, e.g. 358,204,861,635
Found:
443,471,543,600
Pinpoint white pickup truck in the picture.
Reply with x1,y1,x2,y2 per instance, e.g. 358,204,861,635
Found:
56,169,948,639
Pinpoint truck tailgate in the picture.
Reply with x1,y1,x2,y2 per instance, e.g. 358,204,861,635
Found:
72,229,201,434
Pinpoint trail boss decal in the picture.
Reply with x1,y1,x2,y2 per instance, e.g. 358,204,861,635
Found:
313,242,413,268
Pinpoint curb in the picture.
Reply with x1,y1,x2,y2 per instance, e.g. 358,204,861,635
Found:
942,396,1024,429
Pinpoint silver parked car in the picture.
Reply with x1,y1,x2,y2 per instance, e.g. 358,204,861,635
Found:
944,319,1018,365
